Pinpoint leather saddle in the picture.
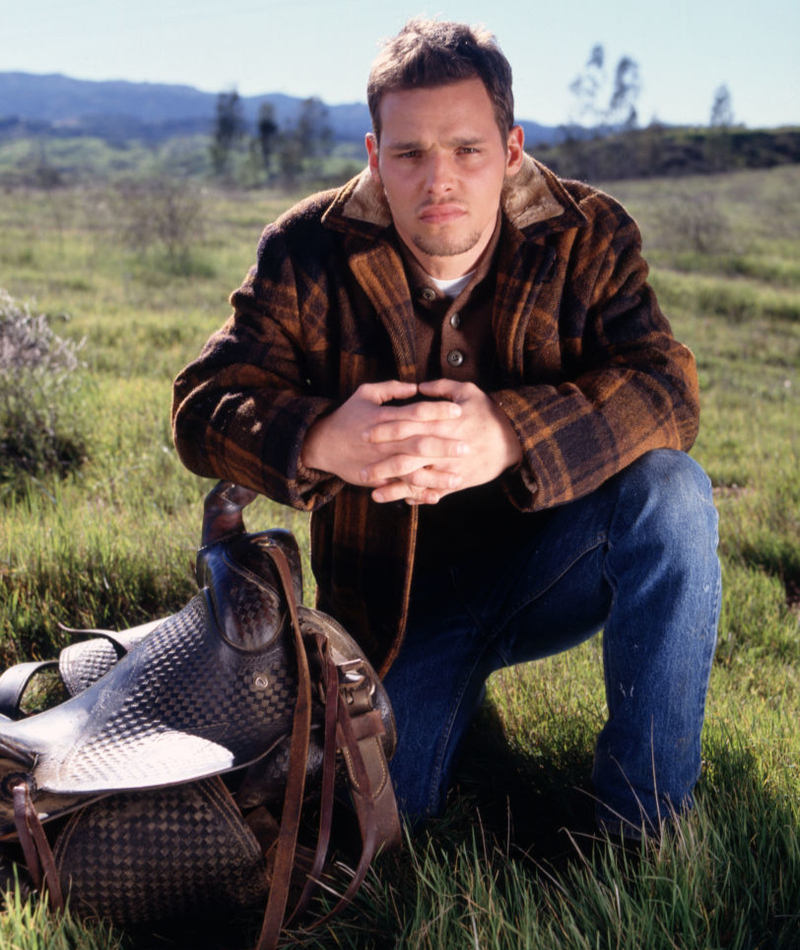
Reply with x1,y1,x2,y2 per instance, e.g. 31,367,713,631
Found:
0,481,400,949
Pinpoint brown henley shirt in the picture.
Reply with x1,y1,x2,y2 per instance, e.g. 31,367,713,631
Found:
396,217,532,573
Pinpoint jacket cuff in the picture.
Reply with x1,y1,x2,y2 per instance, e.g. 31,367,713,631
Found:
489,390,541,511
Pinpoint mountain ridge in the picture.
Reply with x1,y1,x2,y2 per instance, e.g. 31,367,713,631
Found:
0,71,561,146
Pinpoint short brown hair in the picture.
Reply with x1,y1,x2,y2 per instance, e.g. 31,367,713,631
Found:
367,17,515,140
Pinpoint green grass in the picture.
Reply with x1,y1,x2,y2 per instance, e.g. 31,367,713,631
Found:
0,165,798,948
0,884,123,949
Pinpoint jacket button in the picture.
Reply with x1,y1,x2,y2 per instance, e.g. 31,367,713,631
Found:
447,349,465,367
420,287,437,301
449,312,461,329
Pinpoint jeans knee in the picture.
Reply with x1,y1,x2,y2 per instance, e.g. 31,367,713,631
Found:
617,450,718,554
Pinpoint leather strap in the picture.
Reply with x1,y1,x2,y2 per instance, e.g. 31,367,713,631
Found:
326,680,401,913
336,661,401,853
12,783,64,909
253,544,401,947
294,658,403,935
286,636,340,924
254,542,313,950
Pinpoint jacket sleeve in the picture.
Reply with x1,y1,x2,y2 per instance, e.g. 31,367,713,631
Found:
490,192,700,512
171,226,344,510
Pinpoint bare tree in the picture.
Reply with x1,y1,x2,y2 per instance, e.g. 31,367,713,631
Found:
568,45,641,131
707,84,736,170
608,56,641,130
710,85,734,128
568,44,606,127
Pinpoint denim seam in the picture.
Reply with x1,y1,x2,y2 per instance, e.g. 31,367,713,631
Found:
426,647,488,815
425,567,494,814
479,532,609,659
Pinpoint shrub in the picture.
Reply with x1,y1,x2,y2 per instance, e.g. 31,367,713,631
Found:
110,175,205,273
0,289,87,494
655,191,731,253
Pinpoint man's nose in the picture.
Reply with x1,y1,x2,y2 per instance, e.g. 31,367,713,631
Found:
424,153,453,194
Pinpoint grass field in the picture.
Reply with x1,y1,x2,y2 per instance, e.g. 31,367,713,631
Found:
0,163,798,949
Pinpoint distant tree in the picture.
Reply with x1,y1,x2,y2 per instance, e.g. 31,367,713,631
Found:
295,97,334,160
275,97,334,186
568,45,641,132
710,84,735,128
707,84,736,171
608,56,641,130
210,89,246,176
33,140,62,189
256,101,279,176
568,44,606,127
563,44,642,180
276,133,305,188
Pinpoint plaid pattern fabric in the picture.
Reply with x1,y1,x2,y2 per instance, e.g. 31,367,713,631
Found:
172,156,699,673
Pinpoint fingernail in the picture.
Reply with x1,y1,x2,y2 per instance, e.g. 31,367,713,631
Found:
360,468,369,482
373,490,385,502
457,442,469,455
449,404,462,417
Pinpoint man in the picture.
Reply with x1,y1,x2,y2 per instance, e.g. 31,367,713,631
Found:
172,18,720,838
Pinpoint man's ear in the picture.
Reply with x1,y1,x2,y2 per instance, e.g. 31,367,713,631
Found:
505,125,525,177
365,132,381,183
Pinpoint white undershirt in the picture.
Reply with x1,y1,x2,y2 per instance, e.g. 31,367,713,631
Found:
429,271,475,299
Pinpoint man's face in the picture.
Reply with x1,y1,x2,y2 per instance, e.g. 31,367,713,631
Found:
366,77,524,280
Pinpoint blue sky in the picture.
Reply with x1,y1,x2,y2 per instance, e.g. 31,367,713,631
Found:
5,0,798,130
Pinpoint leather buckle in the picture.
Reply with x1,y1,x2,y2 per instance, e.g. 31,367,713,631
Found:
337,660,374,713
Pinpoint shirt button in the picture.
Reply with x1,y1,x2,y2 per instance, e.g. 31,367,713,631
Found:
449,312,461,329
420,287,437,301
447,349,465,367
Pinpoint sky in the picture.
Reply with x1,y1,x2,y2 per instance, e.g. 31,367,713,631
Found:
4,0,799,131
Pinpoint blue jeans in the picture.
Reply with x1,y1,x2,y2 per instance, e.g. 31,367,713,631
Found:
382,450,721,836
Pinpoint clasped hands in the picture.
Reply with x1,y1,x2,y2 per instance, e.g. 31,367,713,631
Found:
301,379,522,505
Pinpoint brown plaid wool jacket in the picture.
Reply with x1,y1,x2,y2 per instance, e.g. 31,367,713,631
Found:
171,155,699,673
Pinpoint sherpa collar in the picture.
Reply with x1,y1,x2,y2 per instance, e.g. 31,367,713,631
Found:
321,153,587,239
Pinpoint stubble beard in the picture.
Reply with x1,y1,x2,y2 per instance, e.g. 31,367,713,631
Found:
409,226,484,259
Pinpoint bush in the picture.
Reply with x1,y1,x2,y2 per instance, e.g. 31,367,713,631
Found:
110,175,205,273
0,289,87,494
654,191,731,253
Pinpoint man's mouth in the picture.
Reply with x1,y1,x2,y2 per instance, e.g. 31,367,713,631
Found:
418,203,467,225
